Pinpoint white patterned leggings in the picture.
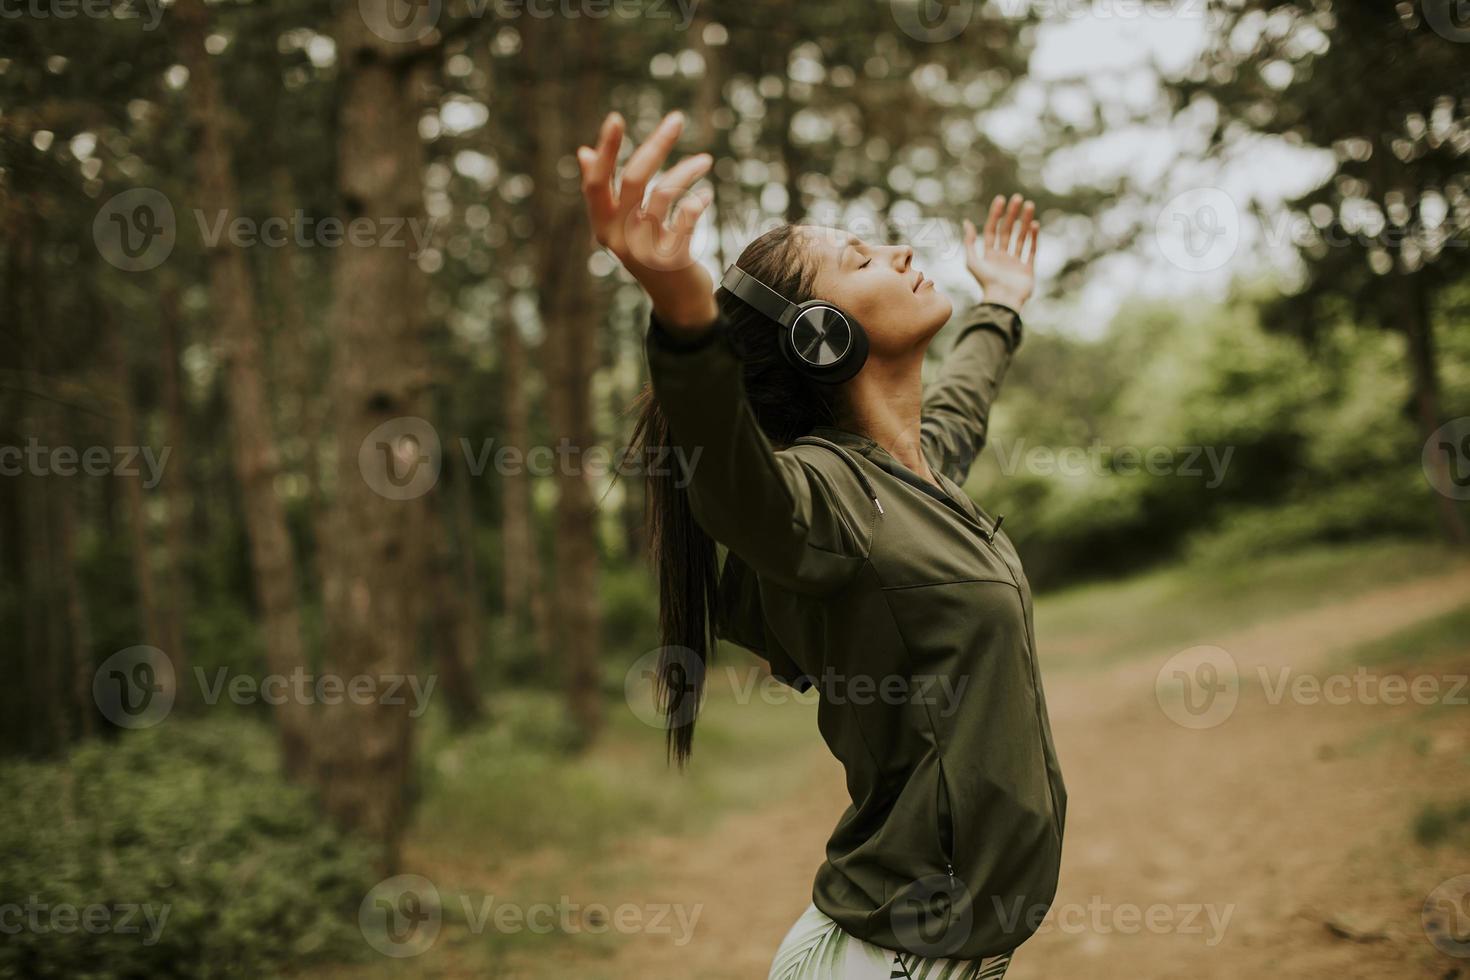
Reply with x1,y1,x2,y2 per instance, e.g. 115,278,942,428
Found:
768,903,1014,980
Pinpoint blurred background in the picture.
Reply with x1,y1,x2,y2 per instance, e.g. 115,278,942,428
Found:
2,1,1469,977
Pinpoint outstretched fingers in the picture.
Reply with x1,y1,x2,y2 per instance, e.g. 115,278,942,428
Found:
982,195,1005,251
1011,200,1035,255
671,185,713,238
617,111,686,215
578,113,624,226
998,194,1024,252
645,152,713,225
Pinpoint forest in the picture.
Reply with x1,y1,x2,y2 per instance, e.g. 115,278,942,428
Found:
2,1,1468,977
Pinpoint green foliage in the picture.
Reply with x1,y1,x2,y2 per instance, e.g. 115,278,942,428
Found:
0,720,377,980
1414,799,1470,848
975,291,1467,588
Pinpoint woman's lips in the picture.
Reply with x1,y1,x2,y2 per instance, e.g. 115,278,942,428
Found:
913,272,926,291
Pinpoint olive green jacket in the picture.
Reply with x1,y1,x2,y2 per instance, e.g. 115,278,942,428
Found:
644,301,1066,959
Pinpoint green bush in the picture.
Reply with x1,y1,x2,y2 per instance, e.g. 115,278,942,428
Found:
0,719,377,979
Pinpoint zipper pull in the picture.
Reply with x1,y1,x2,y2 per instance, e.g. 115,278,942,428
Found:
992,514,1004,537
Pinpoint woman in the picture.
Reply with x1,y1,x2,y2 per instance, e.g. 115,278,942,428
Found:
578,110,1067,980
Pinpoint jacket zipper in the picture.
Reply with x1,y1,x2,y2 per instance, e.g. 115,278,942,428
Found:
935,757,958,886
946,505,1064,839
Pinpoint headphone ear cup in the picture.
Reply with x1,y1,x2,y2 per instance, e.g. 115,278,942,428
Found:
782,302,869,384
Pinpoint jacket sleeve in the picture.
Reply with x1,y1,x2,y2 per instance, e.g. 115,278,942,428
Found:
920,302,1023,486
644,309,868,596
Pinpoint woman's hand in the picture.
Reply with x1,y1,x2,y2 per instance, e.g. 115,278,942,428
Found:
578,110,718,334
963,194,1039,312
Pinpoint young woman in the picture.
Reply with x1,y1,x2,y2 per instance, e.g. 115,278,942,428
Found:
578,110,1066,980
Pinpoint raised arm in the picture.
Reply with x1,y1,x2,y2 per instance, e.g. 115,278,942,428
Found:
921,194,1040,485
578,110,867,594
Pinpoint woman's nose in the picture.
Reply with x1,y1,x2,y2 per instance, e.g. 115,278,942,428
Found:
890,245,913,270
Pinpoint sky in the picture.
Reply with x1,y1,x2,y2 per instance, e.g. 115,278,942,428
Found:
978,5,1332,337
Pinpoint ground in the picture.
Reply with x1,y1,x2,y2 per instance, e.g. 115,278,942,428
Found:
305,544,1470,979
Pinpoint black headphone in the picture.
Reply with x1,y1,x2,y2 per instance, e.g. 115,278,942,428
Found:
720,266,869,383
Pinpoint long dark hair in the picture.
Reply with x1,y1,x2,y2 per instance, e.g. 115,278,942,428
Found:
629,224,838,767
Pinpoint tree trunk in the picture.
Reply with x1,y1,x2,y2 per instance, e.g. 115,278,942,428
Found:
53,449,94,741
1403,277,1469,546
268,165,329,573
157,284,192,698
525,16,605,745
312,15,436,871
498,310,552,660
427,464,483,729
175,0,313,775
107,333,172,697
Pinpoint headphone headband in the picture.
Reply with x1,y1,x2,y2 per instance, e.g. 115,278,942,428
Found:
719,263,870,383
720,266,797,328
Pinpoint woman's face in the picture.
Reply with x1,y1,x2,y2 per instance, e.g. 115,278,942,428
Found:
799,225,953,360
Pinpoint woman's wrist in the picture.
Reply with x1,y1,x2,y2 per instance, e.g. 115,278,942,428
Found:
650,295,718,339
980,289,1027,313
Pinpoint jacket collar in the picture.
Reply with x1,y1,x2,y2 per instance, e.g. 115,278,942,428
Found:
807,425,879,455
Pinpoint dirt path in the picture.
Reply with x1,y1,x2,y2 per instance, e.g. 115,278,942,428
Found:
527,566,1470,979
